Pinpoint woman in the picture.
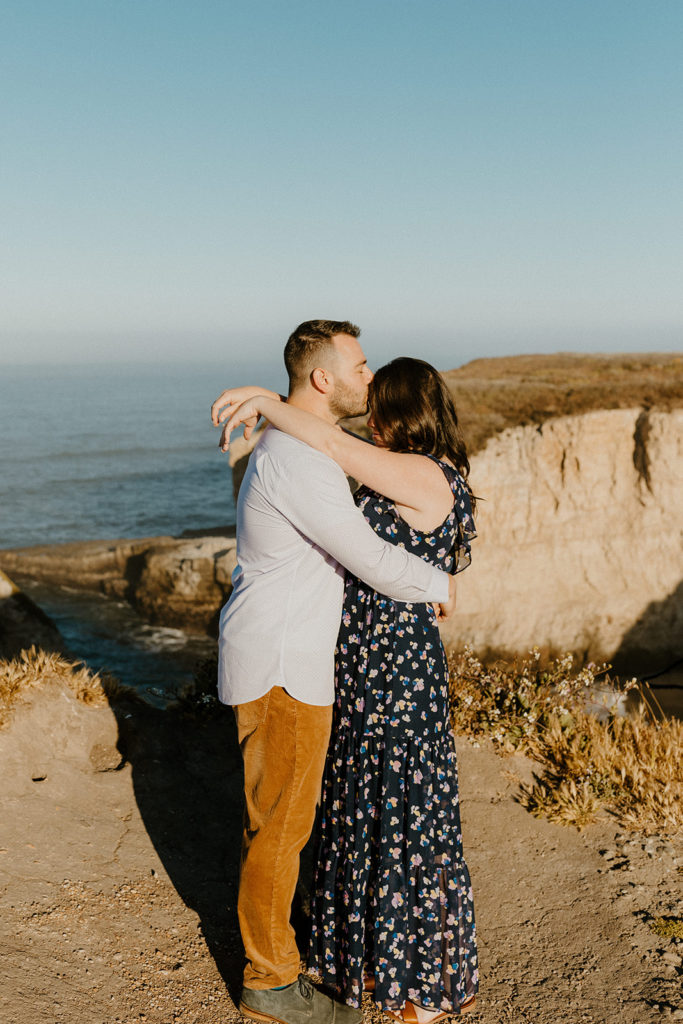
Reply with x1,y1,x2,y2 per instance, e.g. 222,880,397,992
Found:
220,358,478,1021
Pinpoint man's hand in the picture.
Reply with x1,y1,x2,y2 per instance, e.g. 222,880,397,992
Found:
433,573,456,622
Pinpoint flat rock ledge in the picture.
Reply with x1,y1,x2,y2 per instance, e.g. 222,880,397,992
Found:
0,532,237,635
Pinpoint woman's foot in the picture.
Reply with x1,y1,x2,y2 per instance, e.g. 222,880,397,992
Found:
384,996,476,1022
384,1001,447,1023
404,1002,446,1024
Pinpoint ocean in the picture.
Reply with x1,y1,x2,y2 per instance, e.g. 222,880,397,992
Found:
0,362,270,548
0,361,285,697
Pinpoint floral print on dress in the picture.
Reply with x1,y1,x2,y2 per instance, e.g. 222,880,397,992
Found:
308,457,478,1014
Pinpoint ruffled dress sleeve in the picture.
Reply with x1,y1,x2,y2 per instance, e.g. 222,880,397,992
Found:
450,474,477,575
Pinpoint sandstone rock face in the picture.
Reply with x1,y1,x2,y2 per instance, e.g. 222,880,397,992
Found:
439,408,683,667
230,409,682,666
0,569,63,659
133,536,237,633
0,676,121,796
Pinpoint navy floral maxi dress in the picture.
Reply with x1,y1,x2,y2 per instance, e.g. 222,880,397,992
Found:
308,458,479,1014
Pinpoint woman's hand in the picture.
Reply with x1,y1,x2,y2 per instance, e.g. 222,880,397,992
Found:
218,396,270,451
210,385,282,427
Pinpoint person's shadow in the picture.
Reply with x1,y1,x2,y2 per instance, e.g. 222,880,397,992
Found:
111,689,246,1002
110,683,316,1005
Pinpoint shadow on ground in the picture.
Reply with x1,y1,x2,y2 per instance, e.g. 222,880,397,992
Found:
109,696,318,1003
111,699,247,1000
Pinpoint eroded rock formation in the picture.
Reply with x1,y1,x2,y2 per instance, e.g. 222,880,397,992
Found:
133,536,237,632
438,407,683,668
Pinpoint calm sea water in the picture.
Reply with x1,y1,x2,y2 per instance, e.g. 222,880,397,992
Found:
0,362,286,548
0,361,285,694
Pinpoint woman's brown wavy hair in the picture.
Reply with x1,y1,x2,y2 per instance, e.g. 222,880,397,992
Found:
369,357,476,512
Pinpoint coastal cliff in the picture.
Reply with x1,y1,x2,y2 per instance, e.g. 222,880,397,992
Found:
439,406,683,670
1,358,681,1020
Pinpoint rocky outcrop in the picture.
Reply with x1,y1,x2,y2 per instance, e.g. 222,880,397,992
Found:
439,407,683,667
0,673,121,787
0,533,237,635
0,570,63,659
133,536,237,632
0,536,173,598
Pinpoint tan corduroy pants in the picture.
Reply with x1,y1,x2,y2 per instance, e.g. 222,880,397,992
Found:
234,686,333,990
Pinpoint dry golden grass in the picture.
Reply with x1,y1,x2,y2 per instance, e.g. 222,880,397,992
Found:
442,352,683,454
0,645,129,729
448,647,683,835
650,917,683,940
521,708,682,835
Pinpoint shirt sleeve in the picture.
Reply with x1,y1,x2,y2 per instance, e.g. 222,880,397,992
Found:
272,451,449,604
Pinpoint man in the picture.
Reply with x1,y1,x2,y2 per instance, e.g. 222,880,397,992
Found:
211,320,453,1024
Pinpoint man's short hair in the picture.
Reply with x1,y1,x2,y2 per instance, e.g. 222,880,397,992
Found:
284,320,360,389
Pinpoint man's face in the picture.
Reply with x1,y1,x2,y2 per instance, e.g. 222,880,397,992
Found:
328,333,373,420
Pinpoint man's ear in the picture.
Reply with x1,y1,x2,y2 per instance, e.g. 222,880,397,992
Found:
311,366,333,394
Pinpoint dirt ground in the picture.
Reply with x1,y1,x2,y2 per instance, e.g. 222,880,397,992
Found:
0,684,681,1024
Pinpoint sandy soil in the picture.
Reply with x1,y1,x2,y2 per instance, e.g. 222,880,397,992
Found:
0,686,681,1024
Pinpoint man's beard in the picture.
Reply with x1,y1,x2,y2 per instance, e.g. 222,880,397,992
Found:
329,380,369,421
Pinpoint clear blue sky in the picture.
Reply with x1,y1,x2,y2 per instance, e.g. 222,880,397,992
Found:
1,0,681,370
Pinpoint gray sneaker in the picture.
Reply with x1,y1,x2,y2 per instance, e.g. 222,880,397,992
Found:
239,974,362,1024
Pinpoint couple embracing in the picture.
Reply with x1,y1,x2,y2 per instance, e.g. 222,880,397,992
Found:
211,320,478,1024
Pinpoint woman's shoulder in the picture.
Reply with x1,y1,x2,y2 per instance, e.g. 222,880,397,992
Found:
424,453,467,488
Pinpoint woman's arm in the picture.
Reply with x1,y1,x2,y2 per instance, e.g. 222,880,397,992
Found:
219,396,451,514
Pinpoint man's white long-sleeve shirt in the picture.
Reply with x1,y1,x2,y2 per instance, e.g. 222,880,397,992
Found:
218,428,449,706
